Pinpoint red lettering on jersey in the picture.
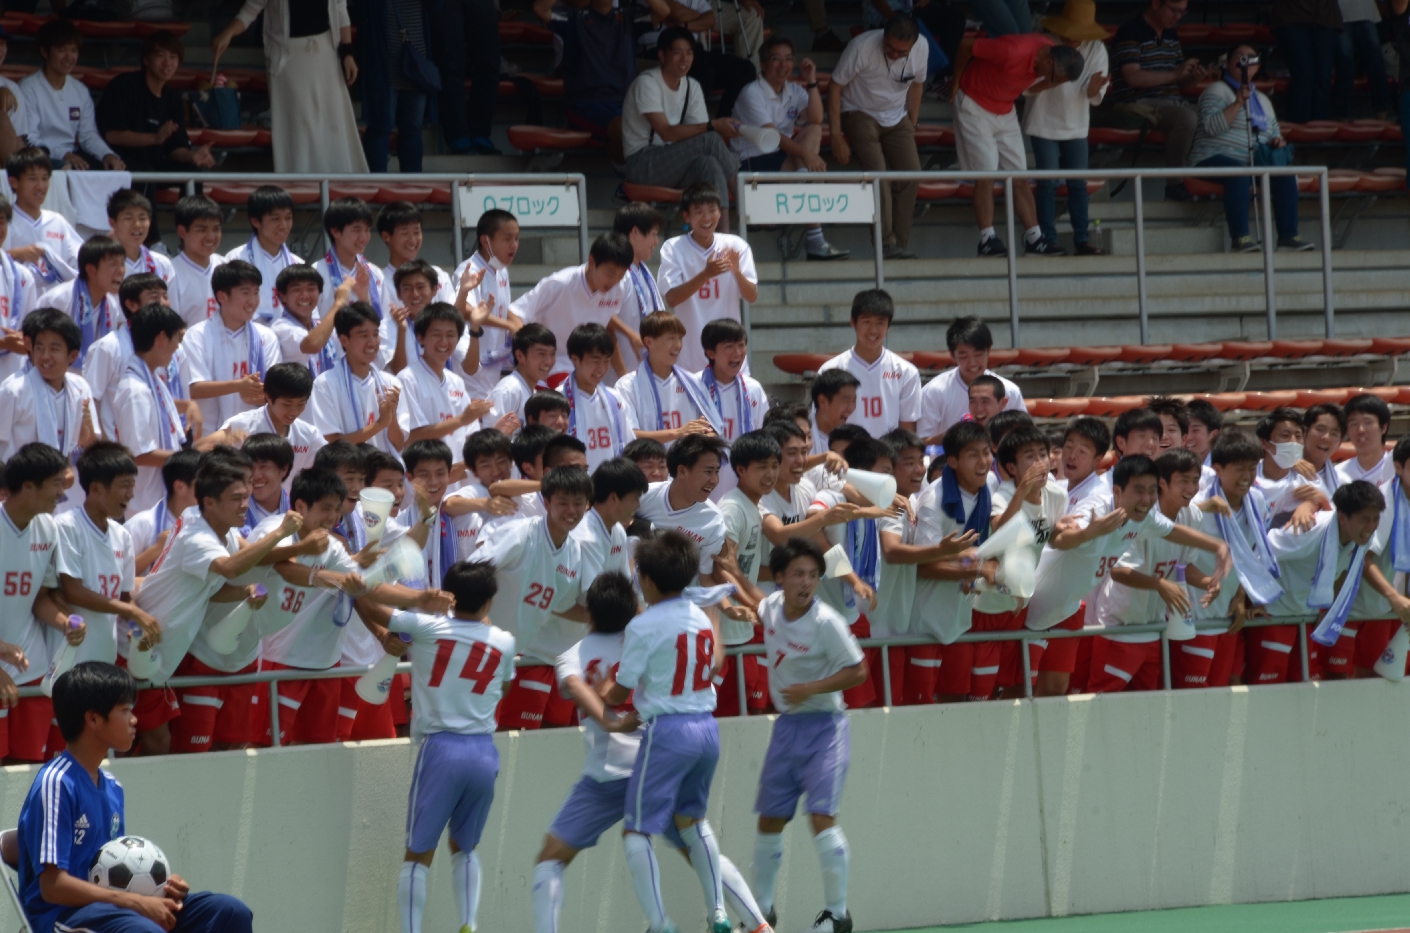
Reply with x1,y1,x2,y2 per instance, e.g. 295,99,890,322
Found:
29,543,50,552
555,565,577,579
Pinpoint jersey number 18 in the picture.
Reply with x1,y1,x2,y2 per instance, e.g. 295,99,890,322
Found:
670,629,714,695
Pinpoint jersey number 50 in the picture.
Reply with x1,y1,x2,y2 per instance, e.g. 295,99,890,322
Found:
670,629,714,695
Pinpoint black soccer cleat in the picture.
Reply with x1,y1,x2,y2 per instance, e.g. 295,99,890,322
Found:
807,910,852,933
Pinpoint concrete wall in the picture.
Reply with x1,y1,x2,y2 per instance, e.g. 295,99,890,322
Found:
1,680,1407,932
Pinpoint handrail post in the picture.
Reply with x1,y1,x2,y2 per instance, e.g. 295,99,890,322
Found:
1260,171,1276,340
735,653,748,716
577,175,590,262
450,179,464,267
1134,177,1149,344
1319,168,1335,337
1299,622,1312,682
882,646,893,708
1021,632,1033,699
269,681,281,747
1160,631,1172,690
320,181,331,255
737,173,751,342
1004,175,1020,347
872,177,885,288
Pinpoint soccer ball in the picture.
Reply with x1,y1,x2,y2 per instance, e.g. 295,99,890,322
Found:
88,836,170,897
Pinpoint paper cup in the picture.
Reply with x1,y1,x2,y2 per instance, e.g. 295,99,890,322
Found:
359,487,397,545
847,469,897,508
823,544,854,580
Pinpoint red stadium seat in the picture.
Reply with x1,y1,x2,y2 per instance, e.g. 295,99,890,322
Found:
282,183,323,205
772,353,831,376
1115,344,1173,363
1027,398,1090,418
988,349,1019,365
1296,388,1352,407
1371,336,1410,355
73,20,138,38
1176,23,1213,42
1398,387,1410,406
1281,123,1339,143
0,65,36,81
1086,396,1146,416
426,185,454,205
202,128,260,147
329,184,382,200
153,189,180,204
913,124,954,147
1270,339,1325,357
1334,121,1385,142
373,185,436,204
1087,127,1140,145
1351,386,1400,403
133,21,192,37
911,351,953,369
1320,339,1374,355
1210,23,1259,43
1168,342,1223,362
1198,392,1247,411
1352,170,1401,192
917,181,962,200
252,128,272,147
622,183,683,203
1014,347,1069,366
1325,170,1364,193
507,125,596,152
206,184,259,205
1242,390,1300,410
1218,341,1274,360
1382,124,1404,142
1065,345,1122,365
1182,178,1225,199
186,128,206,145
1297,175,1320,193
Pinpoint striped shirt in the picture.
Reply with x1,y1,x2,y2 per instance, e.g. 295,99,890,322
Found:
1188,81,1283,165
1109,15,1184,103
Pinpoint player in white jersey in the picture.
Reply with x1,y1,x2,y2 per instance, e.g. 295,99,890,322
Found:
225,185,303,322
0,444,88,762
112,305,192,513
817,290,920,437
168,195,226,327
696,319,769,501
617,310,717,448
44,236,125,370
1058,417,1113,512
183,260,282,430
1255,407,1323,529
638,435,729,575
5,149,81,288
486,323,556,431
108,190,175,288
916,317,1025,446
807,370,858,459
1299,403,1346,504
79,273,185,442
126,449,199,573
1337,394,1394,487
399,302,493,467
314,198,399,371
658,184,759,374
752,539,867,933
376,200,457,306
448,208,521,397
559,324,632,472
572,458,648,594
611,204,665,368
392,560,516,933
758,422,858,582
206,363,326,489
271,263,350,377
309,301,408,456
510,233,633,378
0,198,39,385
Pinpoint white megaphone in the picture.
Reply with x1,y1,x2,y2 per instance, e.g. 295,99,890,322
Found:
362,536,428,590
823,544,854,580
973,513,1038,599
846,469,896,508
125,622,160,681
1375,623,1409,681
207,585,266,655
359,487,397,546
737,125,781,154
354,633,412,704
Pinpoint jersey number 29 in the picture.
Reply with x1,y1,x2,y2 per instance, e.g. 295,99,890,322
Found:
670,629,714,695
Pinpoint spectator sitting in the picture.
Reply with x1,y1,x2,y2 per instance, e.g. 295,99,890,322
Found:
19,19,124,171
622,27,742,232
731,35,848,260
1188,45,1314,253
1107,0,1212,201
0,28,36,162
951,32,1083,256
635,7,756,117
828,15,927,260
1273,0,1343,124
1021,0,1111,255
656,0,765,68
96,31,215,173
1335,0,1391,119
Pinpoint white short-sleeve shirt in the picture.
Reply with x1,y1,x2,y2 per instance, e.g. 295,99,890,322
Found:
617,596,717,718
510,264,629,377
389,610,517,737
731,77,811,160
916,367,1026,441
55,509,134,665
475,515,585,663
556,631,639,780
0,509,60,684
658,234,757,374
220,406,326,489
832,30,928,128
637,481,726,576
622,68,710,158
818,347,921,437
760,590,865,713
168,252,225,328
181,316,281,429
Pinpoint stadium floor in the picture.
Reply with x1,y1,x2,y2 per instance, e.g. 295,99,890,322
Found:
892,893,1410,933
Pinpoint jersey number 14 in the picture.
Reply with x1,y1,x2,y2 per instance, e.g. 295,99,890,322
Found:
428,640,503,694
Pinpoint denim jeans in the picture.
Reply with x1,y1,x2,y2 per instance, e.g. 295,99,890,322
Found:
1197,154,1299,240
1276,23,1339,123
431,0,501,145
364,89,428,173
1030,135,1091,244
1334,19,1392,117
967,0,1031,36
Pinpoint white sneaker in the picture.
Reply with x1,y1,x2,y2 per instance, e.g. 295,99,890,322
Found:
807,910,853,933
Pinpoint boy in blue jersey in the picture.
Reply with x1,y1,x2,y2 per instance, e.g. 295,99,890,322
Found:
16,661,253,933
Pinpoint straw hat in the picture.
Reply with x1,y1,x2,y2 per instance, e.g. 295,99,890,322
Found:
1041,0,1110,42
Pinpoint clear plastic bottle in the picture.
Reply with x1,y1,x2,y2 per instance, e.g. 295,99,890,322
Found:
126,621,160,681
1090,219,1104,254
1167,564,1196,641
40,616,84,697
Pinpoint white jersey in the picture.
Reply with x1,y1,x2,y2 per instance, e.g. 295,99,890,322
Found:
760,591,865,714
125,499,178,557
1024,495,1177,631
910,478,981,642
1265,510,1357,618
872,497,918,637
83,328,138,439
559,377,630,471
916,367,1026,441
220,407,325,488
510,264,630,377
1092,505,1198,642
132,511,240,683
0,368,95,463
390,610,516,737
391,506,481,589
55,509,133,665
222,237,302,323
1256,462,1313,529
398,353,475,462
475,516,584,663
313,252,398,370
619,262,666,368
0,508,59,684
448,252,515,397
181,316,281,429
818,347,921,436
1189,486,1270,624
42,279,122,364
441,484,490,556
657,233,757,374
0,254,37,384
168,251,224,327
113,358,185,513
122,247,175,286
555,631,639,781
759,478,816,591
694,368,768,500
616,364,706,444
269,311,336,377
475,491,547,540
1336,451,1393,488
383,261,455,307
486,370,540,426
637,481,726,576
570,507,631,596
1062,470,1110,514
974,478,1067,615
7,205,81,288
617,596,718,719
309,360,410,455
257,524,361,670
718,488,763,645
731,76,812,158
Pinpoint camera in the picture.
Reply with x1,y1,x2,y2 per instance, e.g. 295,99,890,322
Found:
1237,53,1261,68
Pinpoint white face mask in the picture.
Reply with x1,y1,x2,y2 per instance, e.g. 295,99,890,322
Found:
487,255,506,273
1272,442,1302,470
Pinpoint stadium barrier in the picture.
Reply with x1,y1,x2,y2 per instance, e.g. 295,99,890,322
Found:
736,166,1337,345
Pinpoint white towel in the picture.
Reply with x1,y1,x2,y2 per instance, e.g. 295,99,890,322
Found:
66,170,132,236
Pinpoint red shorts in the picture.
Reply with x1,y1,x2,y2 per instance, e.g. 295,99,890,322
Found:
169,657,262,752
962,609,1021,700
934,641,974,697
867,645,909,706
336,677,396,741
1087,637,1162,693
901,644,942,705
1244,624,1300,684
1354,620,1398,672
716,653,769,717
259,661,342,745
1321,622,1362,677
1171,634,1219,688
0,695,54,762
1206,629,1245,687
498,665,576,731
1030,606,1085,675
116,657,181,734
841,616,877,709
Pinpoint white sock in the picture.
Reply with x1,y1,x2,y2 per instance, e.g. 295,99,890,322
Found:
720,854,767,929
752,832,785,916
1025,225,1043,244
624,833,670,932
397,862,427,933
805,227,826,247
979,226,996,241
680,820,725,914
532,860,564,933
451,850,481,931
813,827,850,917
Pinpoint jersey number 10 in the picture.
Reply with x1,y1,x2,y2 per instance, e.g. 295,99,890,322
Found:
670,629,714,696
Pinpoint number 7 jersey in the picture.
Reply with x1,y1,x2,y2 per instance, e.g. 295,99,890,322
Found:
389,611,517,737
616,596,717,719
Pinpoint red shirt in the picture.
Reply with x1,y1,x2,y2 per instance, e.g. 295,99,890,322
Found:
959,34,1055,115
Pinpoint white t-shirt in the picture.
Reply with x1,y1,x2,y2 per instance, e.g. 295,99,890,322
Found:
122,248,175,287
0,254,37,384
113,359,185,513
1063,470,1110,514
759,478,817,590
622,68,710,159
916,367,1026,441
181,315,281,429
731,77,811,160
448,252,515,397
559,377,630,472
617,365,706,443
759,591,865,713
1265,510,1356,618
221,238,303,324
555,631,640,781
510,264,630,377
972,478,1068,615
658,234,757,374
637,481,726,576
398,353,475,463
1092,505,1198,643
1256,462,1312,529
312,253,398,370
617,596,717,718
718,488,763,644
0,369,95,464
475,516,585,663
620,262,665,368
910,478,979,642
1021,39,1108,140
872,499,918,637
487,370,541,426
309,361,409,455
55,509,134,665
7,206,81,288
18,71,113,161
220,407,326,489
570,507,631,597
258,528,361,670
833,29,928,128
818,347,921,437
0,509,59,684
0,74,36,145
133,512,241,683
1336,451,1394,488
1188,486,1269,624
168,251,225,328
389,610,516,737
42,279,122,361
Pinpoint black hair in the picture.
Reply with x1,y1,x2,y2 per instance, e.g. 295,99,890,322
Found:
588,232,634,269
512,423,559,473
656,25,696,57
334,301,380,337
1113,407,1163,442
1256,407,1304,442
883,11,920,41
242,433,294,479
313,439,367,476
274,263,324,295
1210,429,1263,467
1146,396,1190,435
443,560,498,615
0,193,12,222
262,361,314,401
376,200,423,236
997,425,1049,471
78,236,125,279
592,457,650,503
363,449,405,482
394,259,440,295
512,322,557,360
1155,447,1201,483
567,323,616,359
119,272,167,313
987,409,1033,448
323,196,374,237
54,662,136,743
291,468,347,511
542,464,594,502
768,536,827,578
1064,416,1111,458
199,444,253,475
6,147,51,181
1333,479,1386,515
943,421,990,461
850,288,894,323
36,18,82,52
759,34,795,57
1343,393,1392,439
613,203,665,238
403,439,454,474
729,430,782,474
414,301,465,340
195,461,248,511
970,373,1006,401
764,421,806,447
763,402,810,428
174,194,221,231
882,427,924,456
543,434,588,469
828,423,870,449
463,429,512,470
211,258,262,295
1111,454,1158,489
667,433,729,478
526,390,572,423
843,436,892,471
1303,403,1346,436
680,182,722,214
76,441,138,494
623,437,668,464
636,528,699,595
585,571,638,634
810,368,860,406
1395,435,1410,467
161,448,201,500
22,307,81,354
129,303,186,353
1185,398,1223,434
701,318,748,353
946,315,993,353
475,208,517,248
5,443,68,493
247,185,295,222
107,188,153,221
1048,44,1086,82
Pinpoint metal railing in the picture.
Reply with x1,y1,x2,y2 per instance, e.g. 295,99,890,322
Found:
736,166,1335,345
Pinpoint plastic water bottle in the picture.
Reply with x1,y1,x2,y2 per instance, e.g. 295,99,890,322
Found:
354,633,412,705
40,616,83,697
1090,219,1104,254
207,585,267,655
125,621,160,681
1167,564,1197,641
